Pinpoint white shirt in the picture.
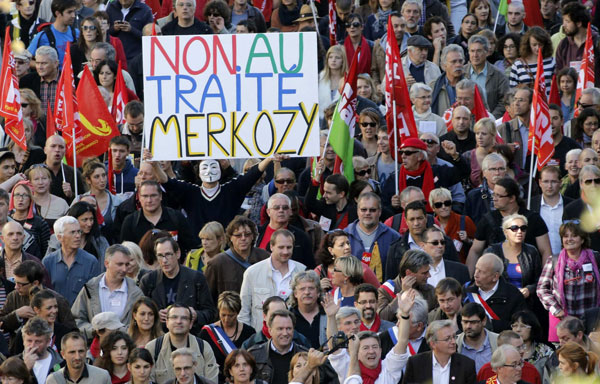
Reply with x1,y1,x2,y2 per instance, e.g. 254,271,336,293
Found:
539,195,564,255
432,354,452,384
408,233,423,250
270,258,294,299
99,274,128,318
479,280,499,301
428,260,446,287
33,353,52,384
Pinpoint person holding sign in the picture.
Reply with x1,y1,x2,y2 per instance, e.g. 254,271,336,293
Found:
162,0,212,35
147,149,279,235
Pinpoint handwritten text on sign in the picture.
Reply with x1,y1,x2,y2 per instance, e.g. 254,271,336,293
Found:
142,33,320,160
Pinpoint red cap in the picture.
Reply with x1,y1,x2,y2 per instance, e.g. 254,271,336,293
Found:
400,138,427,151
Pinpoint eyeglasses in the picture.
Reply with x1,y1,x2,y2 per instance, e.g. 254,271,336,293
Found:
15,281,31,287
208,12,221,17
14,59,27,65
345,21,361,28
504,44,516,49
355,169,370,176
270,205,289,211
167,315,190,321
275,178,295,184
583,178,600,185
82,25,97,31
422,139,438,145
359,207,378,213
511,322,532,330
156,252,176,259
399,150,419,156
427,240,446,246
13,193,29,200
21,103,29,108
487,167,506,172
508,225,528,232
333,268,342,273
433,200,452,208
503,360,524,369
492,193,509,199
415,95,432,100
577,101,595,108
357,300,377,305
360,122,377,127
231,232,253,238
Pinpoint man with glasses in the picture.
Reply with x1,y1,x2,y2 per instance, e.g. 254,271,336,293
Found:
563,164,600,249
484,345,526,384
422,227,469,287
564,148,600,199
345,192,399,282
353,284,394,332
140,237,216,334
465,153,508,224
42,216,100,305
13,51,32,80
205,216,268,304
71,244,144,339
146,304,218,384
120,180,198,255
239,229,306,331
455,302,498,372
161,0,211,35
531,166,572,255
411,83,446,136
256,193,314,268
403,319,476,384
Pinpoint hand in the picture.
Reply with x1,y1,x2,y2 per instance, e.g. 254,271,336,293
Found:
159,308,168,323
397,289,417,318
23,346,38,370
519,287,530,298
273,153,289,162
554,309,565,319
62,182,73,198
218,159,230,170
320,277,332,292
321,293,340,317
8,173,26,184
391,194,401,209
405,74,416,87
120,21,131,32
433,37,444,51
143,148,153,162
348,335,359,357
313,160,324,181
401,275,416,290
15,306,35,319
457,230,467,241
213,16,225,31
441,140,458,159
306,348,327,369
189,307,197,324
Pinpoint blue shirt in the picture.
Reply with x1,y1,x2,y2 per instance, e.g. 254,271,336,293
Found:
461,331,493,372
27,25,80,69
42,248,100,305
469,63,488,103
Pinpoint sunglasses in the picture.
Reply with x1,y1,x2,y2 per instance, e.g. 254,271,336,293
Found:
208,12,221,17
508,225,528,232
355,169,370,176
583,178,600,185
15,59,27,65
82,25,97,31
399,150,419,156
21,103,29,108
275,178,295,184
427,240,446,246
346,21,361,28
422,139,438,145
360,122,377,127
578,101,595,108
433,200,452,208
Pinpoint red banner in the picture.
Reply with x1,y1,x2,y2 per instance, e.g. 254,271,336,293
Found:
0,27,26,150
384,15,418,159
111,61,129,125
529,48,554,171
576,23,595,105
328,0,336,47
549,74,560,106
53,42,76,134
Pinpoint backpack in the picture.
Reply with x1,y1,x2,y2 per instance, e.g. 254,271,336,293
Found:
154,334,204,358
35,23,77,50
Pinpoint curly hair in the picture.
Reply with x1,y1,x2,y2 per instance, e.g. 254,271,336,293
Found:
95,331,135,373
519,26,553,59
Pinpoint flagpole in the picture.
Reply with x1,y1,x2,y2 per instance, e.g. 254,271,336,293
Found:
61,162,66,183
526,136,535,210
72,127,78,197
393,100,399,196
493,7,501,33
309,0,319,33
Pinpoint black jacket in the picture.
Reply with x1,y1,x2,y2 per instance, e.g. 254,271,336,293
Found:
139,266,217,334
247,341,339,384
304,183,358,231
385,232,458,281
528,194,573,213
402,351,476,384
484,242,542,297
256,224,315,269
464,182,494,225
379,326,430,356
464,277,527,332
443,260,471,286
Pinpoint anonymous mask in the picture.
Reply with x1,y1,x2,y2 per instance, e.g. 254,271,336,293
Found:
199,160,221,183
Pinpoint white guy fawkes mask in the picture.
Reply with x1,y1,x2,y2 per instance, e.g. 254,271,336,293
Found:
199,160,221,183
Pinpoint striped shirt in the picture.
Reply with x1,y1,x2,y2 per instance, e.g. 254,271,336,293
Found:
509,57,556,95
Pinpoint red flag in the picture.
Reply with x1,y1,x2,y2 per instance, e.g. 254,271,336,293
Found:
576,23,595,105
523,0,543,27
473,86,503,143
0,27,26,150
108,148,116,194
151,22,157,36
111,61,129,125
46,103,55,138
66,66,119,167
384,15,418,159
528,48,554,171
328,0,336,47
549,74,560,106
53,42,76,134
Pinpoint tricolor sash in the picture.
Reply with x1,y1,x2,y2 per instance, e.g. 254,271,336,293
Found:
333,287,343,304
466,292,500,320
202,325,237,355
387,326,418,355
381,280,396,298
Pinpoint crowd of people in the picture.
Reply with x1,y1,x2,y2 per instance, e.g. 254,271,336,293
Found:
0,0,598,382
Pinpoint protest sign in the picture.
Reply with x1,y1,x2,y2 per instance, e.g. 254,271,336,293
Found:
142,32,319,160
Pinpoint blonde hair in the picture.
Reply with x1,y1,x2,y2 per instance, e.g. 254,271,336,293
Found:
199,221,225,250
322,45,348,83
428,187,452,207
474,117,497,137
335,256,364,285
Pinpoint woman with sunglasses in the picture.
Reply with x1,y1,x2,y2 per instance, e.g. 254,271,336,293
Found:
19,89,46,148
538,222,600,341
484,214,541,301
315,230,380,293
358,109,379,159
203,0,234,34
73,17,103,64
331,256,364,306
429,188,475,264
9,118,46,173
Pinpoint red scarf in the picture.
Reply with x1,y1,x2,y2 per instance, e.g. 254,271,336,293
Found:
90,336,101,358
111,371,131,384
398,161,435,210
360,314,381,332
359,361,382,384
262,321,271,339
343,36,372,75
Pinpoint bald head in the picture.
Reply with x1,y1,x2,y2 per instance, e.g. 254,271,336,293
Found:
579,148,599,168
143,23,161,36
474,253,503,291
44,134,67,167
1,221,25,252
